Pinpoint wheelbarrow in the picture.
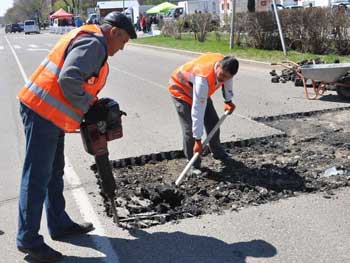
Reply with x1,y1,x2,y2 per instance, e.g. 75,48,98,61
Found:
271,60,350,100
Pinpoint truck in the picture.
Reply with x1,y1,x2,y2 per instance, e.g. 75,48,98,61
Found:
94,1,140,25
166,0,219,19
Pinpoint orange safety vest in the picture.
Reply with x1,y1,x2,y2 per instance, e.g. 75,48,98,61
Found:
17,25,109,132
168,53,224,104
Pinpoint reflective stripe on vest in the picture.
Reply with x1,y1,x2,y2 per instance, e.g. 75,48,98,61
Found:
25,80,82,122
17,25,108,132
40,58,61,76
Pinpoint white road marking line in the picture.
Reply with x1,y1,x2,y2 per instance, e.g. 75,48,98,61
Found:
5,36,27,82
13,45,21,49
65,158,120,262
0,46,4,50
5,35,121,263
29,44,38,48
27,48,50,52
110,65,165,89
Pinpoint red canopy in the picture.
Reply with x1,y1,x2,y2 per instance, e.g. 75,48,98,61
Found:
50,8,73,19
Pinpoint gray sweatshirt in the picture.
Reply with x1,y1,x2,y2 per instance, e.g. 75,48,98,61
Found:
191,75,233,140
58,32,108,113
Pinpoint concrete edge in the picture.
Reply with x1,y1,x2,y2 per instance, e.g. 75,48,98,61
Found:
253,105,350,122
91,106,350,172
91,133,285,173
129,42,271,67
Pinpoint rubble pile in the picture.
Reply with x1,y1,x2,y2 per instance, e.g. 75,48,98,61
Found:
270,58,334,85
91,110,350,228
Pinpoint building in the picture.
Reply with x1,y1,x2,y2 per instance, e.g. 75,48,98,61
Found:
96,1,141,24
220,0,332,16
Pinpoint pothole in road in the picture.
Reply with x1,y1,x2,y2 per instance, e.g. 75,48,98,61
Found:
91,109,350,228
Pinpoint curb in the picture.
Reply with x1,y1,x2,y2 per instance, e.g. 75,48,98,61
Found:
253,106,350,122
129,42,271,66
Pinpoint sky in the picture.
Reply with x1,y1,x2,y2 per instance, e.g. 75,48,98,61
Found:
0,0,13,16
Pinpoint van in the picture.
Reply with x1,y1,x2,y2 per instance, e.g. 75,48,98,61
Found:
24,20,40,34
18,22,24,32
86,13,100,24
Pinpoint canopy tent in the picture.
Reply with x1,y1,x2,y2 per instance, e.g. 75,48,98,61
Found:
146,2,177,14
50,8,74,19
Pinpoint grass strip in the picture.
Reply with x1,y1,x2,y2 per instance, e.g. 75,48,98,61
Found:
133,33,349,63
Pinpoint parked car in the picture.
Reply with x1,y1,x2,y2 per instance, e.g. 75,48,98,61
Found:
5,23,21,33
24,20,40,34
5,24,11,33
18,22,24,32
86,13,100,24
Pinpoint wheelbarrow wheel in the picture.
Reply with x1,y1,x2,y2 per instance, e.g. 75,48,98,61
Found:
336,86,350,101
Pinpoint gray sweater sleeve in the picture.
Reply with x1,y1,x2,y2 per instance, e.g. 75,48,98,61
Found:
58,35,107,113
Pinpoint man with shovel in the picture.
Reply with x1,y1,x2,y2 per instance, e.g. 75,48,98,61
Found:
169,53,239,175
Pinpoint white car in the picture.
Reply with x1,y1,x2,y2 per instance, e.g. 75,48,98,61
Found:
24,20,40,34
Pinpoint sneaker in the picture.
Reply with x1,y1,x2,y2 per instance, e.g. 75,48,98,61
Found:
51,222,94,240
17,243,63,262
189,167,202,176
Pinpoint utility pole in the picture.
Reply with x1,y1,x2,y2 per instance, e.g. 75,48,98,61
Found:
229,0,236,49
271,0,287,56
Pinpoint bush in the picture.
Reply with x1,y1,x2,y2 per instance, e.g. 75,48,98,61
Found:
161,20,176,37
237,7,350,55
188,13,212,42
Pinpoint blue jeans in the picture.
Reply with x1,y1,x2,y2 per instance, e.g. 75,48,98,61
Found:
17,103,74,248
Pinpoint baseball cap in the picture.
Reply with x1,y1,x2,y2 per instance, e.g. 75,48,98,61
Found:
103,11,137,39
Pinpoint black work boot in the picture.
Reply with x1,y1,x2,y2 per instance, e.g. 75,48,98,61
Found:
51,222,94,240
18,243,63,262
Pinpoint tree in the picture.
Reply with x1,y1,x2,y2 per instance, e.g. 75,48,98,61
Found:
4,0,45,23
53,0,69,12
4,0,99,23
53,0,82,15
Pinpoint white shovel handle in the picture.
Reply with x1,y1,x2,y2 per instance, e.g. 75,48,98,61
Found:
175,111,230,186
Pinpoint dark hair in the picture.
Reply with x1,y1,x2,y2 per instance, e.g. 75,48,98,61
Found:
219,56,239,76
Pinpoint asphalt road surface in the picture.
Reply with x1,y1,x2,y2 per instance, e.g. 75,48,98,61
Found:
0,30,349,263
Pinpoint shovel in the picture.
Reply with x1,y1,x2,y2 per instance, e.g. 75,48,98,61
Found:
175,110,230,186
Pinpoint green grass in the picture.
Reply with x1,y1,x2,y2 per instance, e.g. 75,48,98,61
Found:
133,33,349,63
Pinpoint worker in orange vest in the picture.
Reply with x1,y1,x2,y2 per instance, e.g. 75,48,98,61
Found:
16,12,136,262
169,53,239,175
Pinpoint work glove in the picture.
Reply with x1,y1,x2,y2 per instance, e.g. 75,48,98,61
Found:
224,101,236,114
193,140,203,154
84,101,109,123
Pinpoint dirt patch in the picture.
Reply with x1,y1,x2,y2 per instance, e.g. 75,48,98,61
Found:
91,110,350,228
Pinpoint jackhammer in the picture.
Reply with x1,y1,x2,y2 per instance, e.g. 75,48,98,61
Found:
80,98,126,225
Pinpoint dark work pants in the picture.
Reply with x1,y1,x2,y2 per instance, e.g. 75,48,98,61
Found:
17,103,74,248
172,97,225,168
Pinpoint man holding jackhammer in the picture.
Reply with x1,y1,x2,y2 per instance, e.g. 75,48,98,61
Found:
169,53,239,175
16,12,136,262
